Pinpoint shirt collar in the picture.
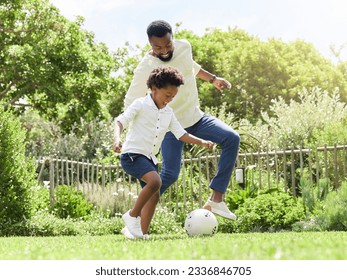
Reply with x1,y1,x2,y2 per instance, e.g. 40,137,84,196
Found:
144,93,169,112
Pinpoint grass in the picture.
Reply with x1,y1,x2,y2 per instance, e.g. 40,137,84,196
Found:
0,231,346,260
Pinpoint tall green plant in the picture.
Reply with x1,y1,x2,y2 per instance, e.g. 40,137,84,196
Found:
299,171,332,216
315,182,347,231
0,106,36,235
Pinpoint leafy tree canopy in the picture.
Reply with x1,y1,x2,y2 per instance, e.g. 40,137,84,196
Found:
175,28,347,121
0,0,117,132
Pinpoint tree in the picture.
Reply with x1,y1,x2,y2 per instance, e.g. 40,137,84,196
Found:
0,0,117,132
175,28,347,122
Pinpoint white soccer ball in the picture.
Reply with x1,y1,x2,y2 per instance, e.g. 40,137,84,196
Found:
184,208,218,237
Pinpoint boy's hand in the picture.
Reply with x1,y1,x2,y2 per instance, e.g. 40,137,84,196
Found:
112,140,123,153
201,140,214,149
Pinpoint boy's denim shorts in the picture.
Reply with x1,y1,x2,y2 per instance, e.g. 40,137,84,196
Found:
120,153,158,185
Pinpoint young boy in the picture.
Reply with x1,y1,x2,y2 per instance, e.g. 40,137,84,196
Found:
113,66,214,239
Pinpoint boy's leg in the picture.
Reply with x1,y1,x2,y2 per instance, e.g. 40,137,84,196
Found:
123,171,161,238
137,133,183,234
131,171,161,217
141,192,160,234
120,154,160,238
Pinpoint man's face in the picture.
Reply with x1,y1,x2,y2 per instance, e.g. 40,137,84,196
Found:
149,33,174,62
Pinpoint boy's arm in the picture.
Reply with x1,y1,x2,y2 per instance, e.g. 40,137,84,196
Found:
169,110,214,150
179,133,214,149
113,121,124,153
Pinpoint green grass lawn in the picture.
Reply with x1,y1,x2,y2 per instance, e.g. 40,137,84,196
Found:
1,231,346,260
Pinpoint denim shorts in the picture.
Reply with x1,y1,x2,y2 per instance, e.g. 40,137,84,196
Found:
120,153,158,184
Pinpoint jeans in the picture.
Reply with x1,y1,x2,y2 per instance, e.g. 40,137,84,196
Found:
159,114,240,195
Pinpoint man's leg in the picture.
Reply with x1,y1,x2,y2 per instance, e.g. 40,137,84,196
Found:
186,115,240,219
159,132,185,195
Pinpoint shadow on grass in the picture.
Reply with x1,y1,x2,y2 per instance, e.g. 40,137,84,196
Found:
114,233,218,242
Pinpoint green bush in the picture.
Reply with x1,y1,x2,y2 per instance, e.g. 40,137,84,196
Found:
315,182,347,231
22,110,113,160
234,191,305,232
0,107,36,235
51,185,94,219
299,172,332,216
149,207,185,235
244,88,347,150
31,185,51,214
26,211,123,236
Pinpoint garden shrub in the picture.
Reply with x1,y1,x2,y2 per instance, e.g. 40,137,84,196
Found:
149,207,185,235
51,185,94,219
299,172,332,216
26,211,123,236
31,185,51,214
0,106,36,235
315,182,347,231
234,191,305,232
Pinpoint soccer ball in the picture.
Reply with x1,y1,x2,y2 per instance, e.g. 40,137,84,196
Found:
184,208,218,237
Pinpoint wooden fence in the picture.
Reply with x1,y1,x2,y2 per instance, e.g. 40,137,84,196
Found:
36,144,347,211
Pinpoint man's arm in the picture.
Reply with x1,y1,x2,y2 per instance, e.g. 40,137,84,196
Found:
124,62,152,109
196,68,231,93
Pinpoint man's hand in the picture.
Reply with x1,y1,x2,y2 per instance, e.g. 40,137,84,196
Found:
212,77,231,93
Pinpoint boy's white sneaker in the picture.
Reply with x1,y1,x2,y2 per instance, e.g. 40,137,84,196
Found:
143,233,150,240
122,210,143,238
121,226,150,240
121,226,134,240
203,199,237,220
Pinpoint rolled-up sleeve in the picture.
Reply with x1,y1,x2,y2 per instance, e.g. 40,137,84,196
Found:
169,113,187,139
193,61,201,76
116,99,142,129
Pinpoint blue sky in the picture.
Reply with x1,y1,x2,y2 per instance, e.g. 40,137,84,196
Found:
49,0,347,61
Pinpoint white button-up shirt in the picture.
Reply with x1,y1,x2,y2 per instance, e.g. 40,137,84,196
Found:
117,94,186,164
124,39,204,128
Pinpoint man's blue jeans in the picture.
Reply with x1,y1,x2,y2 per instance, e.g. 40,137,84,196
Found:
159,114,240,195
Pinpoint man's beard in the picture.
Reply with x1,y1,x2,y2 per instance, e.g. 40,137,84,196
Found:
157,50,174,62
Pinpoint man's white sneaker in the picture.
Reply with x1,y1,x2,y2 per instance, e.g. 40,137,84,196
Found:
122,210,143,238
121,226,134,240
203,199,237,220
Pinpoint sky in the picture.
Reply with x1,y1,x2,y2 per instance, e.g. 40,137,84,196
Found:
49,0,347,62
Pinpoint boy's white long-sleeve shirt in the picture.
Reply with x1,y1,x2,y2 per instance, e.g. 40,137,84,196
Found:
124,39,204,128
117,94,186,164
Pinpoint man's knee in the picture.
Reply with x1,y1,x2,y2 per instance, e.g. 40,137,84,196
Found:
225,129,241,147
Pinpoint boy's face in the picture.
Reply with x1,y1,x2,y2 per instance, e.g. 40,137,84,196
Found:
151,85,178,109
149,33,174,62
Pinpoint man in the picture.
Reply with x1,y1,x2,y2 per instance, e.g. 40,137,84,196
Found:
124,20,240,235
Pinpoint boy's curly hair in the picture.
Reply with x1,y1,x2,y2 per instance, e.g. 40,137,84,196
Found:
147,66,184,89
